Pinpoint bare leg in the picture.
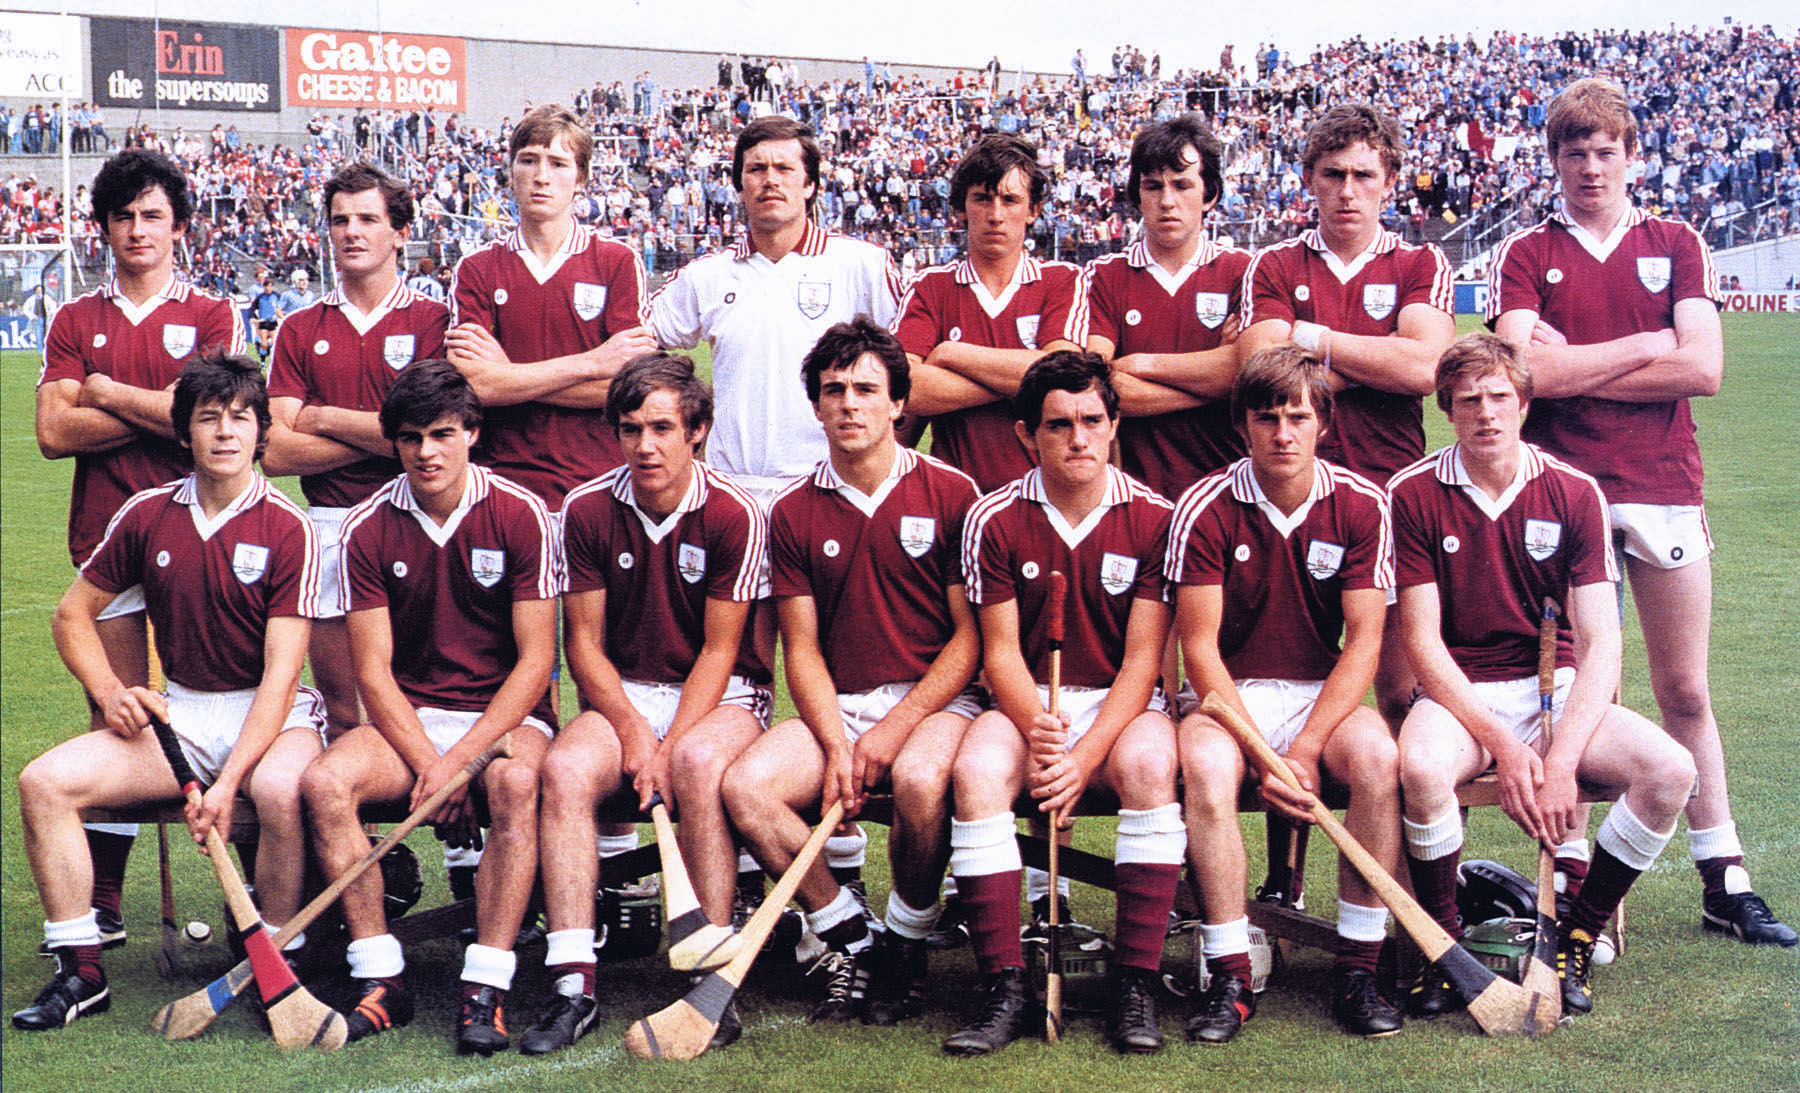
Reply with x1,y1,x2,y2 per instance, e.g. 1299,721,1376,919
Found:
721,719,832,910
888,713,970,909
299,726,416,941
242,725,326,926
471,728,549,949
667,708,765,925
538,711,624,935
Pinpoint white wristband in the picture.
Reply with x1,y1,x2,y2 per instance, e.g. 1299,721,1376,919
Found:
1291,321,1328,354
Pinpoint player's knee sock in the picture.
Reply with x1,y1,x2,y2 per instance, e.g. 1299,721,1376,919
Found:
46,912,105,986
1024,866,1071,904
826,827,866,888
1567,799,1672,937
1112,804,1185,972
346,933,405,980
950,812,1023,974
806,885,871,955
1553,837,1591,898
1403,808,1464,940
1689,821,1748,896
461,943,517,992
1334,900,1389,974
446,844,482,902
545,929,597,996
883,890,940,942
84,826,136,920
1200,917,1253,987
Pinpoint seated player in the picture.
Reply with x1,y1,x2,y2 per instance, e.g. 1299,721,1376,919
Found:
1168,345,1404,1041
300,360,559,1055
524,353,769,1055
945,351,1184,1056
1389,334,1698,1017
724,319,981,1026
16,352,325,1030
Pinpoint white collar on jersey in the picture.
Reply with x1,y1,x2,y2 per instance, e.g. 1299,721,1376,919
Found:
391,464,491,546
1227,456,1329,538
1551,204,1648,265
1301,228,1400,285
612,463,709,543
1126,238,1219,296
173,473,268,541
953,256,1040,319
102,273,186,327
1020,464,1132,549
320,280,414,336
812,446,916,518
1435,443,1545,521
730,219,828,262
505,221,588,285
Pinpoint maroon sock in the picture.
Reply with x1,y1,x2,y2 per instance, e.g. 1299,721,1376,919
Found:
60,944,104,987
86,830,134,920
958,870,1024,975
1405,848,1463,941
550,961,596,997
1565,848,1640,938
1696,854,1743,897
1113,862,1180,972
1555,855,1590,900
818,912,870,954
1207,951,1253,987
1333,937,1383,976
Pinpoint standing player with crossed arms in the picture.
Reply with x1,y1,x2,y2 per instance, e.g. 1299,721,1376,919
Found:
725,319,981,1027
946,351,1185,1057
265,162,448,735
35,148,246,959
525,353,769,1055
1487,77,1792,947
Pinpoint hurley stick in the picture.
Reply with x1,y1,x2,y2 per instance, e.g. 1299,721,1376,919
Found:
1043,569,1067,1044
626,800,847,1060
152,733,512,1041
1201,694,1552,1038
1523,597,1564,1033
652,794,742,972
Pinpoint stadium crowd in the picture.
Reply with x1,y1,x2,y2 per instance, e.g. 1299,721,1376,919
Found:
3,23,1797,298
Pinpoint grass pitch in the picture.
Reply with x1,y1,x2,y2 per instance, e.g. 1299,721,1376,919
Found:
2,318,1797,1092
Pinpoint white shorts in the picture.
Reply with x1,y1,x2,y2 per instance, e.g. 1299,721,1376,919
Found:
165,680,328,786
738,479,803,599
1412,667,1574,748
97,584,145,621
308,507,351,617
620,676,771,740
1235,679,1326,755
836,682,984,744
1610,503,1712,570
417,706,555,756
1036,683,1169,748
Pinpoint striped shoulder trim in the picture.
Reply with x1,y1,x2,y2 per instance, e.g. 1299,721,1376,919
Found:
1164,471,1235,581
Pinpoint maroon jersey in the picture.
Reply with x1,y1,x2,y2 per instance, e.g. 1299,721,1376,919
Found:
266,283,448,508
770,448,979,692
1388,444,1618,682
893,257,1079,492
341,466,562,723
450,224,648,507
963,466,1172,688
1166,457,1391,681
1076,239,1254,497
1243,230,1453,482
39,278,245,565
562,463,767,686
1486,209,1718,506
82,474,318,693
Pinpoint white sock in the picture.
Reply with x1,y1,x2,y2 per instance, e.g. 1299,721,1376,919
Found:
346,933,404,980
883,890,940,941
950,813,1019,877
545,928,595,968
596,832,640,858
460,943,517,991
1404,808,1464,861
45,911,99,949
1688,821,1743,863
1336,901,1389,943
826,828,867,870
1596,798,1674,872
1024,867,1071,902
1200,916,1251,958
805,885,862,937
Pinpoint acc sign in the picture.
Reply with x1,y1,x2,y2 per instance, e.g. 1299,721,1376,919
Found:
0,12,80,98
287,28,465,111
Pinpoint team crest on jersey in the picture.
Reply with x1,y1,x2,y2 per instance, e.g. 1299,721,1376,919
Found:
898,516,935,558
796,280,832,319
162,324,197,360
678,542,707,583
1637,257,1671,294
573,282,609,321
231,543,269,584
1099,552,1138,595
470,548,505,588
1195,293,1230,330
1306,540,1345,580
383,335,416,370
1524,519,1562,561
1016,315,1041,349
1363,283,1397,321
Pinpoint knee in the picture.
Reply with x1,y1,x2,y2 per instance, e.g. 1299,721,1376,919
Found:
1648,744,1699,815
299,758,350,816
488,760,541,818
1177,728,1240,811
720,760,775,824
1345,735,1400,796
1114,741,1178,799
541,752,604,811
891,752,952,814
1653,673,1713,728
17,756,67,816
1397,745,1453,809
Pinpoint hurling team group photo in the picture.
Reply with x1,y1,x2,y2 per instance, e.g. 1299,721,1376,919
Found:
4,11,1798,1083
